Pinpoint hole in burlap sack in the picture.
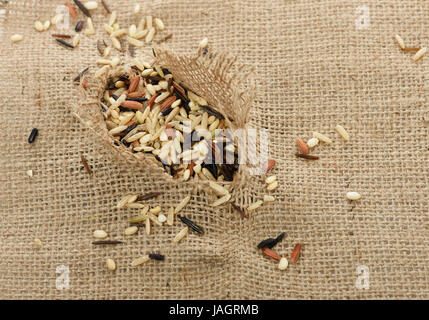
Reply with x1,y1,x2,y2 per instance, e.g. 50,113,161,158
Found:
73,46,256,185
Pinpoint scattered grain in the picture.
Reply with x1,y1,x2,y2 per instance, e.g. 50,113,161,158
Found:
106,258,116,271
312,131,332,144
263,195,275,202
174,195,191,213
413,47,427,62
34,21,44,32
173,226,189,243
335,124,350,141
394,34,405,50
124,226,138,235
306,137,319,148
278,257,289,270
131,255,150,267
11,34,23,43
346,191,361,200
247,200,263,211
93,229,108,239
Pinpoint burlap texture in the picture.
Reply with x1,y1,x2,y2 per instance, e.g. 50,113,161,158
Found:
73,46,255,183
0,0,428,299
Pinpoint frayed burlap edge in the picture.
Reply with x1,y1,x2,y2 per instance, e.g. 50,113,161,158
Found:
72,46,256,188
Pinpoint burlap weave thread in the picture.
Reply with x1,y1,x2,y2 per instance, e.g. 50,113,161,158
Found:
0,0,428,299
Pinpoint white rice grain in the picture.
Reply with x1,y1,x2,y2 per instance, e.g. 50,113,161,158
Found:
263,195,275,202
247,200,263,211
34,21,44,32
199,37,208,48
11,34,23,42
106,258,116,271
266,180,278,191
93,230,108,239
173,226,189,243
211,193,231,207
394,34,405,50
124,226,138,235
413,47,427,62
346,191,361,200
155,18,165,31
312,131,332,144
145,27,155,43
174,195,191,214
209,181,229,196
335,125,350,141
265,175,276,184
109,125,128,136
72,34,80,47
85,17,95,35
307,137,319,148
131,255,150,267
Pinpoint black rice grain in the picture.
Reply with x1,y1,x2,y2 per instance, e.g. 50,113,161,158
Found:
75,20,84,32
149,253,165,261
73,0,91,17
55,38,74,49
178,215,204,235
28,128,38,143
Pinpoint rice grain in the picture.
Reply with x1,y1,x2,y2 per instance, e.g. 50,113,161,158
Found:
106,258,116,271
413,47,427,62
312,131,332,144
335,124,350,141
174,195,191,214
211,193,231,207
346,191,361,200
11,34,23,42
93,230,108,239
247,200,263,211
394,34,405,50
173,226,188,243
131,255,150,267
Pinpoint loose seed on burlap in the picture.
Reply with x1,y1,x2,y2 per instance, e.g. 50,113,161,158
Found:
106,258,116,271
261,247,281,261
231,203,248,219
73,0,91,17
278,257,289,270
56,38,74,49
173,227,188,243
290,243,302,263
295,153,319,160
178,215,204,235
149,253,165,261
28,128,39,143
296,138,309,154
131,255,150,267
92,240,123,245
346,191,361,200
93,230,108,239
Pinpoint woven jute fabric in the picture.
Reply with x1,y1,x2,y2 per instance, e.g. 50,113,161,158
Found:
0,0,428,300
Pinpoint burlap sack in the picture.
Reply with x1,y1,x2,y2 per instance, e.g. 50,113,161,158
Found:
0,0,428,299
73,45,255,183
